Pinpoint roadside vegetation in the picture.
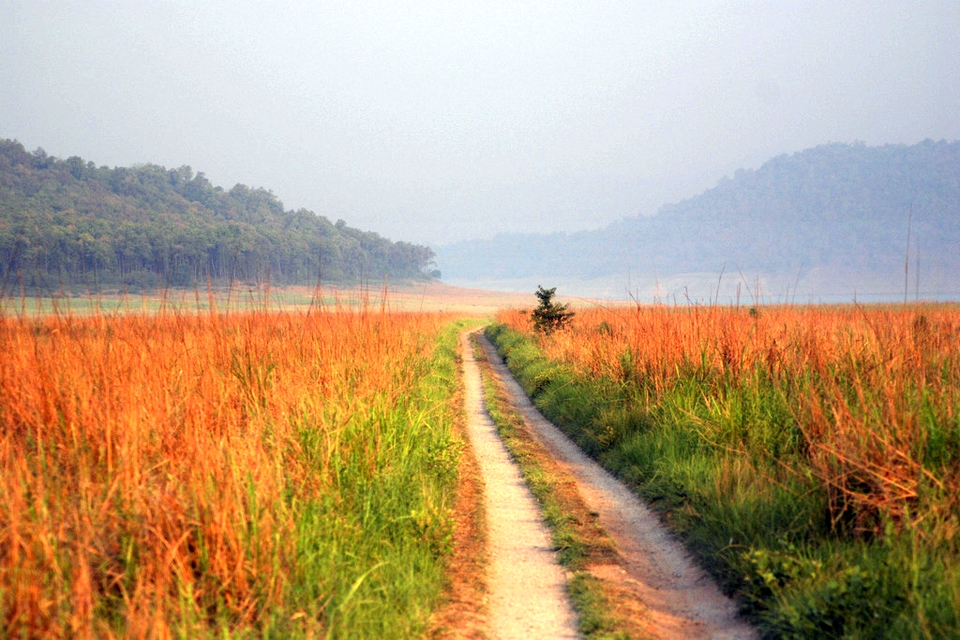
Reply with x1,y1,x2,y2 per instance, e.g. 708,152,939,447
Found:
0,299,466,638
487,303,960,638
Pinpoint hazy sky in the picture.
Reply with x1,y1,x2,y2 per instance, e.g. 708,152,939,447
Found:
2,1,958,246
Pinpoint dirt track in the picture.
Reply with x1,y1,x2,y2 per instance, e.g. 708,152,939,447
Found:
460,330,580,639
464,329,756,639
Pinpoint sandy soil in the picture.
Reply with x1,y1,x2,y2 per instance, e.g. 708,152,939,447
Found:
459,330,581,639
476,333,756,640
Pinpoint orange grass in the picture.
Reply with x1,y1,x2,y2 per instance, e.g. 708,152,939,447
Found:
499,304,960,540
0,304,451,636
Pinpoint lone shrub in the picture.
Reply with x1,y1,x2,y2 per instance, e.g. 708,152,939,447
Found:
532,286,575,335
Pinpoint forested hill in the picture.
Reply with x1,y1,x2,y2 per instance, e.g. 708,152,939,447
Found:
0,140,436,291
438,140,960,298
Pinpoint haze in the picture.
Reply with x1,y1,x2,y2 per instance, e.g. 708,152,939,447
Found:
2,1,958,246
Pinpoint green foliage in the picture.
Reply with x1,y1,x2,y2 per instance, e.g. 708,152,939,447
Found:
276,320,467,638
531,285,575,334
0,139,437,291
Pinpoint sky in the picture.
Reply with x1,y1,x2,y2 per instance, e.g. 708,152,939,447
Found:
2,1,959,247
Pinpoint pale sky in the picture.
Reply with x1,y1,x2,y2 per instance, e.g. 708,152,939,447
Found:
2,1,958,246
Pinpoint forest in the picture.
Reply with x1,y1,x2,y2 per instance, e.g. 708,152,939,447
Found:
0,140,437,292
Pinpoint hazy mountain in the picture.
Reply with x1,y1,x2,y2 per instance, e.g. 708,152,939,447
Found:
0,140,436,292
437,140,960,302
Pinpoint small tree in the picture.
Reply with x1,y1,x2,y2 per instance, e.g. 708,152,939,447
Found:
531,285,574,334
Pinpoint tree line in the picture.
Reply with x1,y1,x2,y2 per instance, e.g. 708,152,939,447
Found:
0,140,437,292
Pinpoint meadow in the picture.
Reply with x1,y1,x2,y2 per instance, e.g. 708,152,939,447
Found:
0,281,532,317
6,287,958,638
0,299,469,638
489,303,960,638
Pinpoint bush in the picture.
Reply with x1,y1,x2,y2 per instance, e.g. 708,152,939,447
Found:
531,286,574,334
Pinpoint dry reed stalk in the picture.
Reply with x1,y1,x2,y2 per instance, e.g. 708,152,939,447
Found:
0,305,446,636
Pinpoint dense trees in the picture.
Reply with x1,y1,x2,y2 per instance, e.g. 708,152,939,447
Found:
0,140,436,291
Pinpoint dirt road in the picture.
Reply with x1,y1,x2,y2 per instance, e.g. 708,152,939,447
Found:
464,329,756,639
459,330,581,638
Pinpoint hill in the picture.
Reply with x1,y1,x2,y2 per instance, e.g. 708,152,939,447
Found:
0,140,436,292
437,140,960,301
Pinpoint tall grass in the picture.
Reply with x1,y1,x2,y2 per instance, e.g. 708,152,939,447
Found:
490,304,960,638
0,302,464,637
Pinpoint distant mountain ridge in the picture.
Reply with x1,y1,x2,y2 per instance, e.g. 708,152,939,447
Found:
0,139,436,291
438,140,960,301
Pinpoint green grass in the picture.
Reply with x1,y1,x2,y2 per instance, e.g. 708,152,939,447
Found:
275,319,474,639
168,319,472,639
486,323,960,639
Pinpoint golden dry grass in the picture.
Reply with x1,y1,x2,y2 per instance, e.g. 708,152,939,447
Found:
499,303,960,539
0,304,454,636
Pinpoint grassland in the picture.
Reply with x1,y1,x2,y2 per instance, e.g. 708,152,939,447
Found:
8,282,956,638
488,304,960,638
0,299,472,637
0,281,534,317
